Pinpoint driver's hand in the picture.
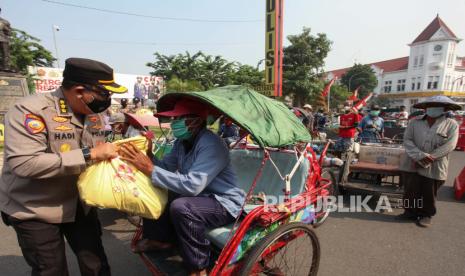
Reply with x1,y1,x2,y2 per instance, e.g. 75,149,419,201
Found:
119,143,154,176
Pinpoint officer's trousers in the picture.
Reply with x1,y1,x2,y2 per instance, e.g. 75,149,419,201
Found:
2,202,110,276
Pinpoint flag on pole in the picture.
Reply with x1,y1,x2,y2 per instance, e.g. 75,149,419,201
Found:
321,78,335,97
348,85,360,101
352,92,373,112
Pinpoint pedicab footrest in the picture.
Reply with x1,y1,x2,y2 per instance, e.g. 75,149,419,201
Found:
350,161,400,173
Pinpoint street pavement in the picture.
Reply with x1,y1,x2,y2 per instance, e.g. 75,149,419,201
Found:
0,151,464,276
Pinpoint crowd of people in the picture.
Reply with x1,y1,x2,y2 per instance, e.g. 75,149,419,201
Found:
0,56,462,276
293,95,461,228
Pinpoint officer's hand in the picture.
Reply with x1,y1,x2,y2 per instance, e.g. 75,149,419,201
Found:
119,143,154,177
91,143,118,162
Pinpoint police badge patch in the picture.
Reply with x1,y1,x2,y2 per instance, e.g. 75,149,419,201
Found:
24,114,46,134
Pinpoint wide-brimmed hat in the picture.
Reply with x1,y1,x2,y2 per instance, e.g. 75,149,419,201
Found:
63,58,128,94
155,99,209,118
413,95,462,111
303,104,313,110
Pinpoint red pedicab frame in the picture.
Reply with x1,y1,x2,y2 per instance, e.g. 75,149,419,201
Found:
131,139,332,276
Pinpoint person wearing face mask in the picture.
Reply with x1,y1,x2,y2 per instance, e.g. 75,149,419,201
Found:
398,96,461,227
217,117,240,145
358,104,384,143
334,105,360,156
0,57,126,275
119,99,245,276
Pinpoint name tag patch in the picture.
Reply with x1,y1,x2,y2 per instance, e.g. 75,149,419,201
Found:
54,132,75,140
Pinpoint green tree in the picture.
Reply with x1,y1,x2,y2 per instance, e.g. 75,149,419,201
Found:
10,29,55,73
329,83,351,110
230,64,264,87
147,51,237,90
197,53,235,89
166,76,203,92
340,63,378,98
283,27,332,106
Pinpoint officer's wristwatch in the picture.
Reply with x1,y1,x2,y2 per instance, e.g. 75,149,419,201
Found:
82,147,91,161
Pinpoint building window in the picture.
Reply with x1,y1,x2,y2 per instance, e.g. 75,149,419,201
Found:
417,77,421,90
413,56,418,67
419,55,424,67
384,80,392,93
447,54,453,67
445,75,451,90
411,77,416,90
427,76,433,89
397,79,406,91
433,76,439,89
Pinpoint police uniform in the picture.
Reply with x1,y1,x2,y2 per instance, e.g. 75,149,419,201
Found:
0,58,127,275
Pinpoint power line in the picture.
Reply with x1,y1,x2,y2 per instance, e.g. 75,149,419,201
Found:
41,0,263,23
41,35,257,46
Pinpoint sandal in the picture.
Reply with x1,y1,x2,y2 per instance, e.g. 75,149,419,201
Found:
132,239,173,253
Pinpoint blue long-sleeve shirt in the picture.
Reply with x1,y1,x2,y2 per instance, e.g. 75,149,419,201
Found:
359,115,384,142
151,129,245,218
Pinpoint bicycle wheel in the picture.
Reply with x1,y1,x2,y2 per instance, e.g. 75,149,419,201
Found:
240,222,320,276
313,168,337,227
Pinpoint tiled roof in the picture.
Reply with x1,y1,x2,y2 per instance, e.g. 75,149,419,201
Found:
326,57,409,79
411,16,458,44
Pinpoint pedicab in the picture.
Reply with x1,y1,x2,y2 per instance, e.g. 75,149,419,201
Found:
337,136,406,202
131,85,333,275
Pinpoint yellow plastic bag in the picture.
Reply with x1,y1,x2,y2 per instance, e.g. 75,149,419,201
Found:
78,136,167,219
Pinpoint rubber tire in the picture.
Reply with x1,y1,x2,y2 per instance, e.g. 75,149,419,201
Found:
240,222,320,276
312,168,337,228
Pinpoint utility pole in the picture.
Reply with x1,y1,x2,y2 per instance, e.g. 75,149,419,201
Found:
52,25,60,68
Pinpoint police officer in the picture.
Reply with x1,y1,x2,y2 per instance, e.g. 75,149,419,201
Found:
0,57,128,275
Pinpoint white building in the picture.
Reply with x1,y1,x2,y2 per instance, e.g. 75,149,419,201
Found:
326,16,465,110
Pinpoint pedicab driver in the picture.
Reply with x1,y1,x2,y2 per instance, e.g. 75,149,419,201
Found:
399,96,460,227
0,58,127,275
119,99,245,276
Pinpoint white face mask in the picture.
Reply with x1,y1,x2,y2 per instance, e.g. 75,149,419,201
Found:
425,107,445,118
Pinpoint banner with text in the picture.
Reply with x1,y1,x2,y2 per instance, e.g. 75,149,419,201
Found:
28,66,163,99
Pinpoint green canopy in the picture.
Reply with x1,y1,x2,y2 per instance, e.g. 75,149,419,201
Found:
157,85,311,148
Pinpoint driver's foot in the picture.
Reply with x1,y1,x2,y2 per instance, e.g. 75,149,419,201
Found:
188,269,208,276
132,239,173,253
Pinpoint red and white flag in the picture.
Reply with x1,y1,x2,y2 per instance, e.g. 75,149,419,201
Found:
321,78,335,97
352,92,373,111
348,85,360,101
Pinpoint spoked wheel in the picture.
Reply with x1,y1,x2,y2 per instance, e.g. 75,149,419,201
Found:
313,168,337,227
240,222,320,276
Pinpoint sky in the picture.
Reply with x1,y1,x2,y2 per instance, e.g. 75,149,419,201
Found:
3,0,465,75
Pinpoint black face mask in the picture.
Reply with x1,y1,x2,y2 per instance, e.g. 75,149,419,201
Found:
86,96,111,113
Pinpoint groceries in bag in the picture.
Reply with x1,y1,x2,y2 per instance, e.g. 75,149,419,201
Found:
77,136,167,219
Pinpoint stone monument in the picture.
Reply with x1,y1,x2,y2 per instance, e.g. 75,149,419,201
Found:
0,8,29,123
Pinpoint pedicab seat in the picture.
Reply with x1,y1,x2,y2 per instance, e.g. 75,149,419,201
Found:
206,148,310,248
